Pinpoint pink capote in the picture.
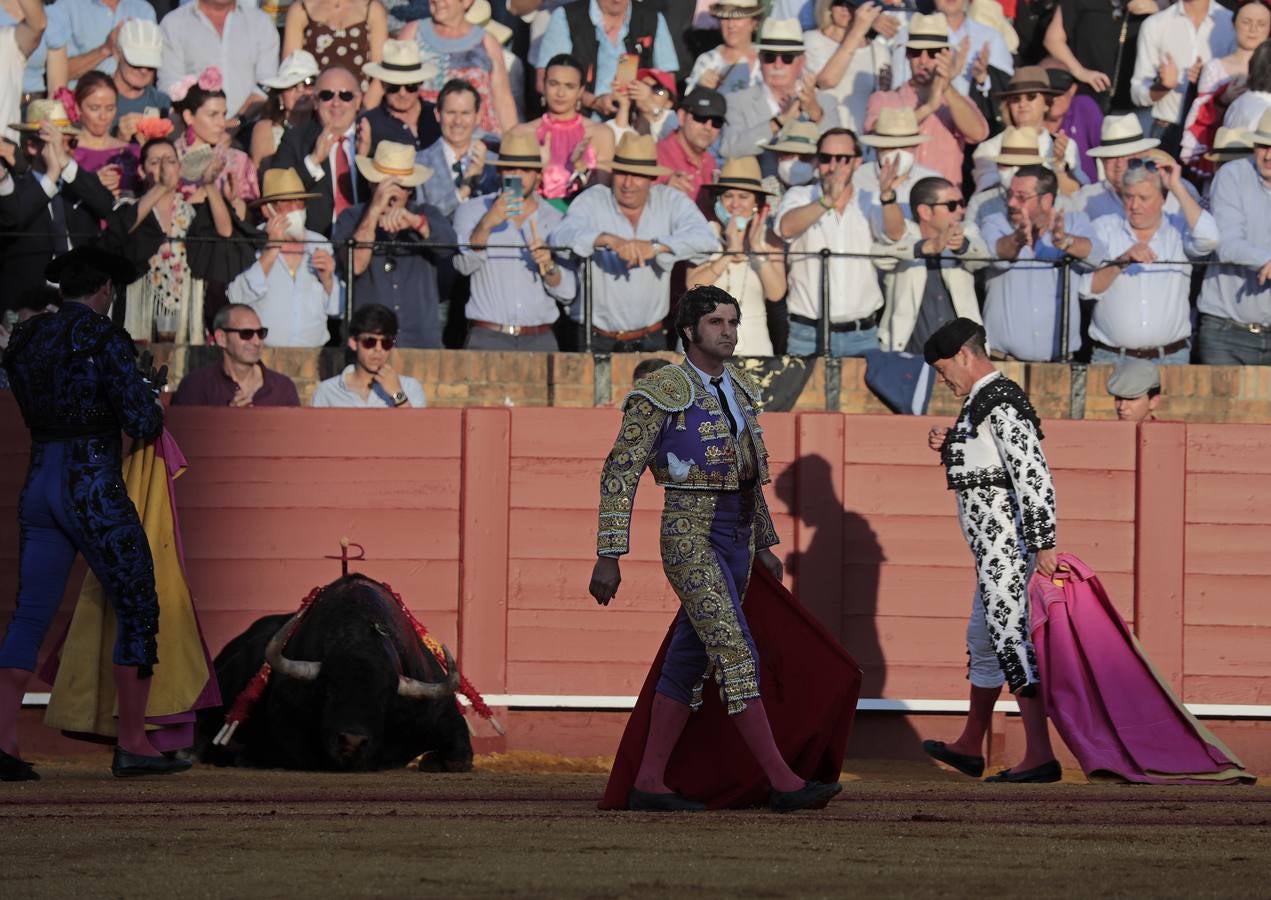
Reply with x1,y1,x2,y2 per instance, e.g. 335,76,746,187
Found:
1030,553,1254,785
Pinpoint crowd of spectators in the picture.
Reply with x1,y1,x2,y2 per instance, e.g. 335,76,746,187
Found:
3,0,1271,410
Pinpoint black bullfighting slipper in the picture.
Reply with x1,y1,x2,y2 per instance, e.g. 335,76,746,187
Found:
983,759,1062,784
627,788,706,812
111,747,193,778
922,740,986,778
769,780,843,812
0,748,39,782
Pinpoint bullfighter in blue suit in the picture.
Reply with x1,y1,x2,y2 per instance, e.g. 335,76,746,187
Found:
589,285,842,812
0,248,190,780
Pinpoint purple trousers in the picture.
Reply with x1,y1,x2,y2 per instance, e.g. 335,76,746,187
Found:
655,489,761,715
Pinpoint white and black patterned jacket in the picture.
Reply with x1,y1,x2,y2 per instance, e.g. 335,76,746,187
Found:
940,372,1057,551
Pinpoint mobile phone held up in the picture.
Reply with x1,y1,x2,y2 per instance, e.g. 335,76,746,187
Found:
503,174,523,216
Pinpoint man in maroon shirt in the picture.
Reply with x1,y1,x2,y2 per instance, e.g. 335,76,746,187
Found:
657,88,726,211
171,305,301,407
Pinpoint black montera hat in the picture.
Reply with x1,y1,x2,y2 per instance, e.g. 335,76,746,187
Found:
45,247,137,288
923,317,986,365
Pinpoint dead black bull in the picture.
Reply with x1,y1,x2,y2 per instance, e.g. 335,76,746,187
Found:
196,575,474,772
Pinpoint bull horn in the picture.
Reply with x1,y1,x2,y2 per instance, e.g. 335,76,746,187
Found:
398,645,461,700
264,615,322,681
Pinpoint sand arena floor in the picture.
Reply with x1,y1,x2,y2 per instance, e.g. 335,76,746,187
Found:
2,754,1268,899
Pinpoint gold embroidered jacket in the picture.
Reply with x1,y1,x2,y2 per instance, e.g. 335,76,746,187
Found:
597,360,780,556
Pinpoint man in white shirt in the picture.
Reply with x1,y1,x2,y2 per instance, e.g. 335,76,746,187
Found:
311,304,426,408
1130,0,1234,138
1084,159,1218,363
227,169,343,348
775,126,896,356
157,0,278,118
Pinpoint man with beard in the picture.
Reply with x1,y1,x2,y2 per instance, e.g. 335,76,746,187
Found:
590,285,842,812
361,40,441,155
922,317,1062,784
310,303,425,408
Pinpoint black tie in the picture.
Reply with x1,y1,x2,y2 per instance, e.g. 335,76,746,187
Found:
710,376,738,437
49,193,70,254
452,159,465,188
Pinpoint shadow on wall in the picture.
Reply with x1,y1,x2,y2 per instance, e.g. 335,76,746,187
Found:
775,455,921,754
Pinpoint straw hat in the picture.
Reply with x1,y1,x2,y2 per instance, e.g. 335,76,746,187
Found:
466,0,513,46
362,40,437,85
994,126,1045,166
761,119,819,154
610,133,671,177
262,50,320,91
10,99,80,135
859,107,931,149
995,65,1061,98
356,140,432,186
710,0,762,19
1205,126,1255,162
253,168,322,205
755,18,805,53
706,157,774,196
1250,108,1271,147
905,13,949,50
491,131,543,169
1086,113,1160,158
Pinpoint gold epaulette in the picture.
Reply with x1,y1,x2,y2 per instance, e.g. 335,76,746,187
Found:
725,362,763,408
624,363,695,413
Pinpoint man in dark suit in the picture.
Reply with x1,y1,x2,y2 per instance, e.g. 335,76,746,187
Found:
1,104,117,302
269,66,371,238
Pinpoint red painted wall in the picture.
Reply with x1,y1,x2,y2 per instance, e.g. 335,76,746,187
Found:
1,399,1268,766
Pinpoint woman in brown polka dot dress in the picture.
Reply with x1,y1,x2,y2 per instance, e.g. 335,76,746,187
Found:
283,0,390,109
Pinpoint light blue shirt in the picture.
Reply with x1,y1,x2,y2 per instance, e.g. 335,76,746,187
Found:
51,0,154,80
981,211,1101,362
769,0,817,31
226,230,344,348
533,0,680,93
0,2,67,94
549,183,720,333
311,366,427,408
1199,156,1271,325
452,195,576,327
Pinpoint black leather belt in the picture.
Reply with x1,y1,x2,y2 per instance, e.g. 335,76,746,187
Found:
789,312,879,333
1092,338,1189,359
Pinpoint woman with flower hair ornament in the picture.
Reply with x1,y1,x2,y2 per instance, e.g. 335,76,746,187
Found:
170,66,259,212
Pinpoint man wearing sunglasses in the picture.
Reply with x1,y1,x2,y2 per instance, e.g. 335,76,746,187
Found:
171,304,300,407
877,175,989,354
271,66,369,237
311,303,426,408
111,19,171,139
361,40,442,157
865,12,988,191
656,88,726,207
719,18,841,178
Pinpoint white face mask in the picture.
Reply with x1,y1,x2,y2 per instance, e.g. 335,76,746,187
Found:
880,148,915,179
282,208,307,241
778,157,816,186
998,166,1018,190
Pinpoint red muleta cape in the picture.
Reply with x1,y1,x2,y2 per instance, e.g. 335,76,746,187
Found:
600,563,862,809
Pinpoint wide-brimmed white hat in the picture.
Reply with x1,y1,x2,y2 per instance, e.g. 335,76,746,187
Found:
1086,113,1160,158
860,108,931,149
9,99,79,135
1206,126,1255,161
710,0,762,19
755,18,805,53
760,120,819,154
994,126,1045,166
466,0,513,46
118,19,163,69
362,40,438,85
355,140,432,187
262,50,320,91
905,13,950,50
1250,108,1271,147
